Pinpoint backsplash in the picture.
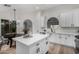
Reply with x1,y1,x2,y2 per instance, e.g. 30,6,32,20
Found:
55,26,79,33
47,25,79,33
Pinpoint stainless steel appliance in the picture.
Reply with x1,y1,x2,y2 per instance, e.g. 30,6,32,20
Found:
75,35,79,53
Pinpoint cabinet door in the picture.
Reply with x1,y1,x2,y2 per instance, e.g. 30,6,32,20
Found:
65,12,73,27
65,35,75,47
49,34,56,43
73,10,79,27
59,13,66,27
40,38,49,54
60,12,73,27
30,42,42,54
49,34,60,43
59,34,65,45
62,35,75,47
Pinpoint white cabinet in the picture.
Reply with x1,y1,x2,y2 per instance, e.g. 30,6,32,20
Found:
65,12,73,27
40,38,49,54
73,9,79,27
58,34,65,45
59,13,66,27
60,12,73,27
30,38,49,54
49,33,75,48
63,35,75,47
59,9,79,27
49,34,59,43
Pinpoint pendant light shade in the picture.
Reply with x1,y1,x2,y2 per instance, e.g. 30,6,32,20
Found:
13,8,16,20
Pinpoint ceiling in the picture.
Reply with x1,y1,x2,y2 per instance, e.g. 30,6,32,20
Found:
0,4,60,13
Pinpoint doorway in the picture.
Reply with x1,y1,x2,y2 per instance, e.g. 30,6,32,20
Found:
47,17,59,28
23,19,32,34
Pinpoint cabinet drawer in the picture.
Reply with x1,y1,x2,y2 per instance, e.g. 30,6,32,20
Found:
40,38,49,54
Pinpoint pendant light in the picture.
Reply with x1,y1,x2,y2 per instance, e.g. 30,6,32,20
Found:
13,8,16,21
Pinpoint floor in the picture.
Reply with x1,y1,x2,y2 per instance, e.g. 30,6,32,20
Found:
0,42,76,54
48,42,75,54
0,45,16,54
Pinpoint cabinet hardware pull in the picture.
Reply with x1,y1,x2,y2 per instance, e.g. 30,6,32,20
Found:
36,43,39,46
46,41,48,45
36,48,40,53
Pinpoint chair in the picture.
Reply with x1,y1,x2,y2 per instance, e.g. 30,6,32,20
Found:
0,36,8,51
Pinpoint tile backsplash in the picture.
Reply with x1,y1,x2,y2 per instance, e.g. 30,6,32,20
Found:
47,25,79,33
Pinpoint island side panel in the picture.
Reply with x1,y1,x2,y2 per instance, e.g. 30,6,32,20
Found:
16,41,30,54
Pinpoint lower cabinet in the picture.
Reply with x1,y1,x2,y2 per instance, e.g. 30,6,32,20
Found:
30,38,49,54
49,33,75,48
64,35,75,47
40,38,49,54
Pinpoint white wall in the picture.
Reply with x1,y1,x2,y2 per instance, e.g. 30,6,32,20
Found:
0,8,39,34
15,11,40,34
42,4,79,33
16,10,45,34
1,4,79,34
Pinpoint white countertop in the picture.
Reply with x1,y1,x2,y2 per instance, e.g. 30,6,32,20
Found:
51,32,79,36
13,33,49,46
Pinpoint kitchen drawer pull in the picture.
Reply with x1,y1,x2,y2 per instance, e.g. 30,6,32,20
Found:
36,43,39,46
74,39,77,42
36,48,40,53
46,41,48,45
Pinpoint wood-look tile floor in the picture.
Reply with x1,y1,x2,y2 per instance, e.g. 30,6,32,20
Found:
0,43,76,54
48,43,75,54
0,45,16,54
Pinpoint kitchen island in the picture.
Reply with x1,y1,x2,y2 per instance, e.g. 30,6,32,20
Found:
13,33,49,54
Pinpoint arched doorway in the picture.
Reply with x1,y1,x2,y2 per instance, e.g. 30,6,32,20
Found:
23,19,32,34
47,17,59,32
47,17,59,28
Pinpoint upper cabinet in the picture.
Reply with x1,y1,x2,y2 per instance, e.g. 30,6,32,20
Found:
60,12,73,27
73,9,79,27
59,13,66,27
59,9,79,27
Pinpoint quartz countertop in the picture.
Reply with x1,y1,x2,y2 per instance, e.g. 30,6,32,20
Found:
50,32,79,36
13,33,49,46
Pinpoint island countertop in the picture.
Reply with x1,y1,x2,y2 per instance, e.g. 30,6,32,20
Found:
13,33,49,46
